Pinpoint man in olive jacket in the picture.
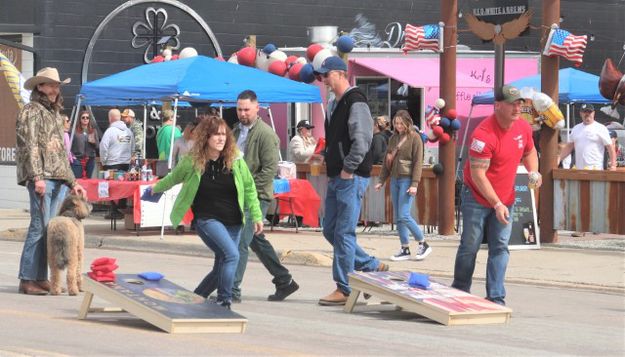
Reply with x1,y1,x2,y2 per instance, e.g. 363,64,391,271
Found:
232,90,299,302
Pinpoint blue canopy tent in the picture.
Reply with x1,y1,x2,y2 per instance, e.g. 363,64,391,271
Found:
76,55,322,165
471,68,611,105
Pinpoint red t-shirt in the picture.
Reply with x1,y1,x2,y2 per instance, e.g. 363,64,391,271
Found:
463,114,534,207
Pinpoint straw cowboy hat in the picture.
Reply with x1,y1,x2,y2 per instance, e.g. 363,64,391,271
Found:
24,67,71,90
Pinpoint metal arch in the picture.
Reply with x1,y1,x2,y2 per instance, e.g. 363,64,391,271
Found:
81,0,223,84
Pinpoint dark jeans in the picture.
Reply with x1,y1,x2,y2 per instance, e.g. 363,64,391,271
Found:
71,157,96,179
232,199,292,299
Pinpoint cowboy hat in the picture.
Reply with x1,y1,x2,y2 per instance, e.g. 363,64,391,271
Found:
24,67,71,90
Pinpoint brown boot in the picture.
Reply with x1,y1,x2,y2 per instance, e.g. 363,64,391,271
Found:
18,280,48,295
36,280,51,292
318,289,348,306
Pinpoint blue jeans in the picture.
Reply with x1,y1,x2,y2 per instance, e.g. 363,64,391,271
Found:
193,219,242,303
233,200,292,299
452,186,513,305
71,157,96,179
390,177,424,245
19,180,67,281
323,175,380,295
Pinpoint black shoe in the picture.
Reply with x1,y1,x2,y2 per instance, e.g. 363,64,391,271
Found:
267,280,299,301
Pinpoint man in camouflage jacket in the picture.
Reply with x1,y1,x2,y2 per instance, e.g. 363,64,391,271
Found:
121,108,144,158
15,67,86,295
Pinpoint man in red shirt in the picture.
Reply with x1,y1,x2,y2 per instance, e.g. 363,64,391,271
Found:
452,85,541,306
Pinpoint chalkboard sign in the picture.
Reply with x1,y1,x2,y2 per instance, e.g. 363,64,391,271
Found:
509,166,540,249
481,166,540,250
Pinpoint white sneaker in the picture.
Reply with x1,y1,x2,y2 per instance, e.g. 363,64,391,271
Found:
390,247,411,261
415,242,432,261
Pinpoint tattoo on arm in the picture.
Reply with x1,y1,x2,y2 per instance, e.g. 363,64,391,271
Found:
470,157,491,170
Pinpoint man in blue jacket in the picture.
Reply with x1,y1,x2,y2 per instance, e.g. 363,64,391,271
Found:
315,56,388,306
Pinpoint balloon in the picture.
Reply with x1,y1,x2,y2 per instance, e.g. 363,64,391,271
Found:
295,56,308,65
170,54,179,60
285,55,298,68
446,108,457,119
268,60,287,76
237,47,256,67
432,163,444,176
450,119,461,131
440,117,451,128
262,43,277,55
420,132,428,142
255,50,271,71
432,126,444,138
288,63,303,80
162,48,172,61
299,63,316,83
151,55,164,63
434,98,446,109
179,47,198,59
227,54,238,64
306,43,324,62
336,35,355,53
439,132,451,145
312,48,334,71
269,50,287,62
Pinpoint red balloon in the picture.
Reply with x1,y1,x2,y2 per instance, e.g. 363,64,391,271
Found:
268,61,287,76
237,47,256,67
285,55,298,68
151,55,164,63
288,63,304,80
306,44,323,62
170,54,179,60
439,132,451,144
446,108,457,119
432,125,444,138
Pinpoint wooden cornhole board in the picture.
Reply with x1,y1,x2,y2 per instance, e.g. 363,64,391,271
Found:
78,274,247,333
345,271,512,326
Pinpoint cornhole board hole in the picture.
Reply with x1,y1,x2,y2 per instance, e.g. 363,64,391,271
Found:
78,274,247,333
345,271,512,326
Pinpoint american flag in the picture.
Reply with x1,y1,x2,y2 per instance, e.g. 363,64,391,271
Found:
402,24,441,53
543,28,587,65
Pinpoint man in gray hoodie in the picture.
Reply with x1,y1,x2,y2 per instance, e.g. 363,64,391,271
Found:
99,108,134,219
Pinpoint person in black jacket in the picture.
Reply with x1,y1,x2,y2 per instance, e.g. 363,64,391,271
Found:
313,56,388,306
370,115,391,164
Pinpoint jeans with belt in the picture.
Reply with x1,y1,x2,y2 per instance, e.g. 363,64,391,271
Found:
452,186,513,305
19,180,67,281
323,175,380,295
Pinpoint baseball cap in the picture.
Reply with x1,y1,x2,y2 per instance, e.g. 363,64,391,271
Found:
580,103,595,112
314,56,347,75
296,120,314,129
609,129,617,138
121,109,135,118
494,85,524,103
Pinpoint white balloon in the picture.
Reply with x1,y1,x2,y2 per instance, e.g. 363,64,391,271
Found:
312,48,334,71
162,48,172,61
296,56,308,65
434,98,446,109
269,50,287,62
227,54,238,64
179,47,198,59
256,50,271,71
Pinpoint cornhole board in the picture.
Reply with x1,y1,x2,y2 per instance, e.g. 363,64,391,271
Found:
78,274,247,333
345,271,512,326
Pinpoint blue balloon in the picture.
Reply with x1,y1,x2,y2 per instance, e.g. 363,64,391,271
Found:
300,64,316,83
336,35,355,53
440,117,451,128
450,119,461,131
262,43,277,55
420,132,428,142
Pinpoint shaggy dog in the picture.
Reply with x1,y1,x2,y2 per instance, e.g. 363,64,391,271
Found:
47,194,92,295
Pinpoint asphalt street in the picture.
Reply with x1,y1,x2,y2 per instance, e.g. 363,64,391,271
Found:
0,241,623,356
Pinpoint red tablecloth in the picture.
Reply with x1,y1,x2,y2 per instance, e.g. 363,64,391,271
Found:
274,179,321,227
77,179,192,225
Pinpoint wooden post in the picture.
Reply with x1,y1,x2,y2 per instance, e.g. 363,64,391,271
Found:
438,0,457,235
539,1,560,243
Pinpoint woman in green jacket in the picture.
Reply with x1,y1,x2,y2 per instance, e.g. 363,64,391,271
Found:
152,116,263,309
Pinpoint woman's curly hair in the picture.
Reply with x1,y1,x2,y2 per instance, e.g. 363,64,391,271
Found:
190,115,237,172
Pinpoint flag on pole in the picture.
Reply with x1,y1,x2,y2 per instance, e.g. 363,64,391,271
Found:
402,24,442,53
543,27,588,66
